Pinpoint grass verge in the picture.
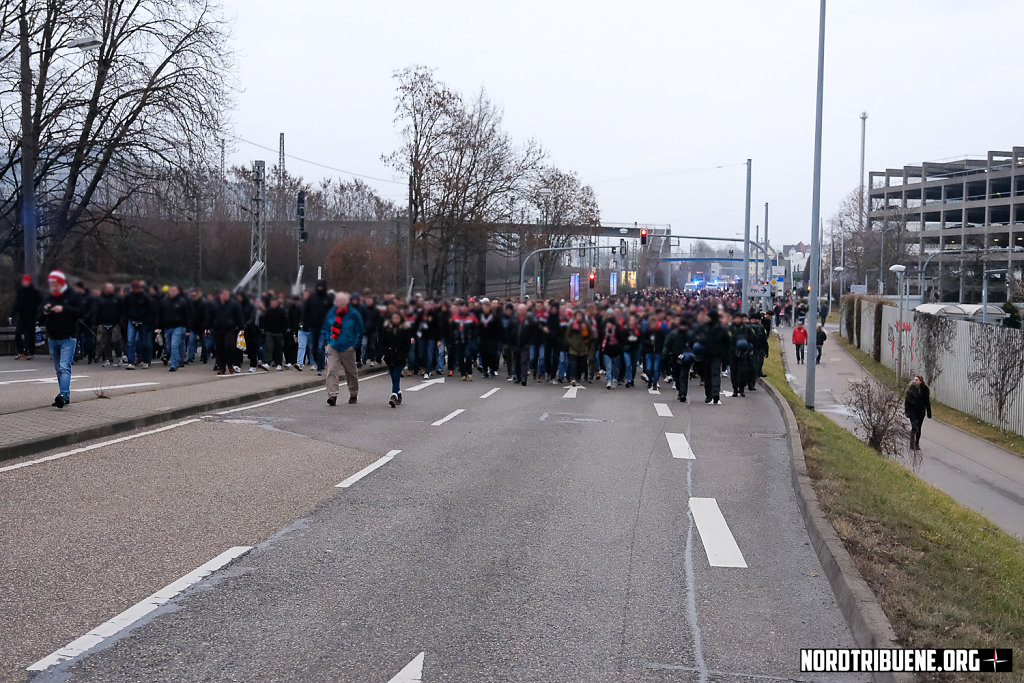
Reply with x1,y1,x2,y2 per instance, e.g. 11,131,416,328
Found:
763,347,1024,681
836,336,1024,459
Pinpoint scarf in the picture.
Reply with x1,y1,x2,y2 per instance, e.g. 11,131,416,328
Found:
330,306,348,340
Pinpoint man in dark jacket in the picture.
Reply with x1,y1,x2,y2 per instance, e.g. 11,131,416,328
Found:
155,285,192,371
261,297,289,369
285,295,303,369
508,303,536,386
815,325,827,365
747,311,768,389
207,289,243,375
188,289,208,364
302,280,333,374
94,283,124,366
9,274,42,359
698,308,730,404
123,281,153,369
662,313,695,402
38,270,82,408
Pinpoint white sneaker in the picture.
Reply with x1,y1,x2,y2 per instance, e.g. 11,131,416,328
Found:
640,372,649,383
259,362,270,371
125,364,135,370
284,363,292,369
103,360,111,367
276,365,283,371
423,373,430,380
233,365,241,373
139,363,149,369
248,367,256,373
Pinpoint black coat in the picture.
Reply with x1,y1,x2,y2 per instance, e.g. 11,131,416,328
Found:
37,289,83,340
158,294,192,330
10,284,42,321
94,292,123,327
508,314,537,347
123,291,153,325
904,383,932,420
379,319,412,367
262,306,289,334
302,282,332,330
208,298,244,331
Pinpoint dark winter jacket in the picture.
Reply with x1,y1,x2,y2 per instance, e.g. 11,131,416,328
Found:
123,290,153,326
302,281,333,330
11,284,42,322
904,383,932,420
37,288,84,340
262,306,289,335
380,319,413,367
93,292,123,327
208,298,244,331
158,294,192,330
508,313,537,347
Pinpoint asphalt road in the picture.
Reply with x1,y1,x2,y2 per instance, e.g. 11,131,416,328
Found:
0,354,309,416
6,371,863,682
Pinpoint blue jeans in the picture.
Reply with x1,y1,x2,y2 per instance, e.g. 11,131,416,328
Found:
49,338,77,400
530,344,547,377
623,351,636,383
556,351,568,379
645,353,661,385
436,341,447,373
126,322,152,365
298,330,311,365
390,364,404,394
167,327,186,369
312,328,326,371
603,354,620,386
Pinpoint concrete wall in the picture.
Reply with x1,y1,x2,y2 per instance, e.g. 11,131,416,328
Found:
855,303,1024,436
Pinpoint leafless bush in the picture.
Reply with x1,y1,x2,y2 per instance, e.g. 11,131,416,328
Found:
845,377,909,459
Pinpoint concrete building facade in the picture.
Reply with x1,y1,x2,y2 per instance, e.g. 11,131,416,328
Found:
868,148,1024,303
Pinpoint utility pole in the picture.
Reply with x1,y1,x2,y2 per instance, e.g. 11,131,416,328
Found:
19,3,37,280
763,202,770,282
407,174,414,289
742,159,752,311
859,112,867,234
194,191,202,286
249,160,266,293
805,0,826,410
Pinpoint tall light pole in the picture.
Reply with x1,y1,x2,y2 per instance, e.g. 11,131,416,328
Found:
19,4,36,280
763,202,770,283
805,0,826,410
859,111,867,235
889,264,905,379
741,159,752,311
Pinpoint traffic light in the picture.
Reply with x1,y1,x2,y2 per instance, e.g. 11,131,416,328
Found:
620,239,627,255
611,247,617,254
588,272,596,289
640,228,647,245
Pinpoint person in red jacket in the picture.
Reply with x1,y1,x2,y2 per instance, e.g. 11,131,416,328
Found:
791,321,808,365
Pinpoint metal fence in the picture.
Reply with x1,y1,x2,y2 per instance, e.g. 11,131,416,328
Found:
856,301,1024,436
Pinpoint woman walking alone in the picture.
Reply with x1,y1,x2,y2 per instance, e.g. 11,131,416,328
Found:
904,375,932,451
380,311,412,408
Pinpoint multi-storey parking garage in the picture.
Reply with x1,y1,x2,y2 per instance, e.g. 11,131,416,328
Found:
868,148,1024,303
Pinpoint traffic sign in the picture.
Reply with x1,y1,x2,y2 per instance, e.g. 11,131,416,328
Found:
748,284,770,297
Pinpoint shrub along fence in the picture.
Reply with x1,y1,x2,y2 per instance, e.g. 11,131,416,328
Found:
841,295,1024,437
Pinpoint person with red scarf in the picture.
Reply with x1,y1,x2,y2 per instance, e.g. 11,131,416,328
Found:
323,292,364,406
38,270,83,408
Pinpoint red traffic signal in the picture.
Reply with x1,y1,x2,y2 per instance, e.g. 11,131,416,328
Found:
588,272,596,288
640,228,647,245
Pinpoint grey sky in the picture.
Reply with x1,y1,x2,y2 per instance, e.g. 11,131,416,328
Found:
224,0,1024,249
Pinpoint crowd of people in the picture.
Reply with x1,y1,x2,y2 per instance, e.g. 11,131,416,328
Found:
11,270,839,410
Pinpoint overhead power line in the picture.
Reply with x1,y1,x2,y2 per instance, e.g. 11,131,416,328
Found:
232,135,404,184
590,161,747,185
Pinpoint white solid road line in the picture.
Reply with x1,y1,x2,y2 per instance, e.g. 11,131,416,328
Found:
0,368,39,373
336,450,400,488
215,387,322,415
431,409,465,426
406,377,445,392
665,432,696,460
388,652,425,683
70,382,159,392
0,419,202,475
689,497,747,568
27,545,252,672
654,402,673,417
479,388,500,399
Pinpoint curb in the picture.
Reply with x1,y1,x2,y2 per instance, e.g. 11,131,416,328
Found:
761,344,912,683
0,367,381,464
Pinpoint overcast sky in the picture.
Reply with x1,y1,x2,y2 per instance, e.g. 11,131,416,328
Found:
223,0,1024,250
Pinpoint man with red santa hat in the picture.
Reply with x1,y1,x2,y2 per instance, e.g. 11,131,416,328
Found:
38,270,83,408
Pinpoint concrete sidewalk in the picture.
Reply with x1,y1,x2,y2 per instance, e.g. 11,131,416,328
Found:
780,322,1024,540
0,364,383,462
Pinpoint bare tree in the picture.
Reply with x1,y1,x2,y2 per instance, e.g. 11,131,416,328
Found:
845,377,910,458
0,0,235,266
913,311,956,385
529,167,599,296
384,66,546,295
968,323,1024,428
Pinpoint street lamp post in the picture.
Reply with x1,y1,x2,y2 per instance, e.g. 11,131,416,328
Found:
834,266,845,334
889,264,906,379
805,0,827,410
982,268,1008,325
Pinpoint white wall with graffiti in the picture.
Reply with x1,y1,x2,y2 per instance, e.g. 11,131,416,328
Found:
855,301,1024,436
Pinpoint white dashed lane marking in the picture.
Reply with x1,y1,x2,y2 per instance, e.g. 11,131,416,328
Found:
665,432,696,460
654,402,673,417
336,450,400,488
689,497,747,568
431,409,465,427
